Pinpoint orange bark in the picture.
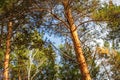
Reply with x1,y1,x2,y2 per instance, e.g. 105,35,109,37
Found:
63,1,91,80
4,22,12,80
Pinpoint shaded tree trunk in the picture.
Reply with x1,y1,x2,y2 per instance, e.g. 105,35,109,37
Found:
63,1,91,80
18,69,22,80
0,23,3,48
3,22,13,80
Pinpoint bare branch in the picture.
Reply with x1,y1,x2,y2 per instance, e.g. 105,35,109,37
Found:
50,41,79,64
77,19,110,27
101,62,111,80
50,12,69,29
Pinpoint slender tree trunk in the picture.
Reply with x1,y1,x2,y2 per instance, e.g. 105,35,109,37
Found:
4,22,13,80
28,55,32,80
112,39,115,49
0,23,3,48
18,69,22,80
63,1,91,80
18,59,22,80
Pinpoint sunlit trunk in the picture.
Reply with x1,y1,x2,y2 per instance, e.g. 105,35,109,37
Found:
63,1,91,80
4,22,12,80
70,25,91,80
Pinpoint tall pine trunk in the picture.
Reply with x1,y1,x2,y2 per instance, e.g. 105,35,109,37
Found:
63,1,91,80
4,22,12,80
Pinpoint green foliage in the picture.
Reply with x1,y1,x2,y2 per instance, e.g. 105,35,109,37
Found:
59,43,81,80
0,0,5,8
9,29,57,80
1,0,120,79
58,44,99,79
92,1,120,49
0,50,4,69
92,3,120,27
83,46,100,79
0,0,17,14
104,41,110,48
109,53,120,79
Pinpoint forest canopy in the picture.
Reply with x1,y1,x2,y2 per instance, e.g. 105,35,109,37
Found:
0,0,120,80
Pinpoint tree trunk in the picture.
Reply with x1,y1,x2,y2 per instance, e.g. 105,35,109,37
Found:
63,1,91,80
0,23,3,48
4,22,13,80
18,69,22,80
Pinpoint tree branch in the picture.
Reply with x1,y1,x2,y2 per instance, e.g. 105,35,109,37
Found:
77,19,110,27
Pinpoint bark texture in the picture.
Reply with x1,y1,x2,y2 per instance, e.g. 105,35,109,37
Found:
63,1,91,80
4,22,12,80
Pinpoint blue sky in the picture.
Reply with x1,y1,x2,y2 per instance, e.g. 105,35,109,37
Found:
42,0,120,47
101,0,120,5
113,0,120,5
45,0,120,48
